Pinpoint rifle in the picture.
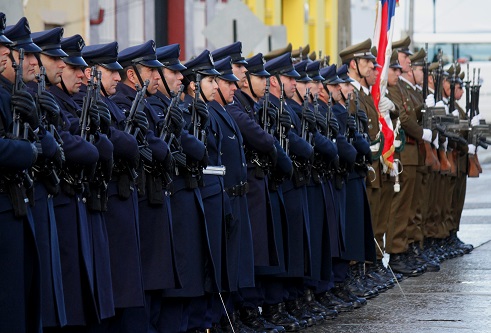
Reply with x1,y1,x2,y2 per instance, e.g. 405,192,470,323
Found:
160,84,185,147
10,48,34,191
326,91,335,139
12,49,24,138
434,49,444,102
262,77,271,131
465,63,471,118
345,93,352,142
422,43,429,101
80,66,96,142
300,87,311,142
124,80,153,165
191,73,206,142
467,123,491,177
33,65,64,193
277,83,289,155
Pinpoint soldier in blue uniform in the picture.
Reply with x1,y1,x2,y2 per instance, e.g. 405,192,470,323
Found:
207,55,256,331
149,44,212,333
262,52,317,329
180,49,229,331
80,41,146,332
28,26,69,330
0,14,42,333
48,33,109,330
225,52,287,333
324,63,374,307
287,60,338,324
112,40,179,332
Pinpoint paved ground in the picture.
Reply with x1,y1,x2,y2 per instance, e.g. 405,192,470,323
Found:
307,154,491,333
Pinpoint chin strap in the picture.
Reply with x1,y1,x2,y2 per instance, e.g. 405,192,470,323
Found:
245,72,258,99
132,64,152,96
157,67,172,96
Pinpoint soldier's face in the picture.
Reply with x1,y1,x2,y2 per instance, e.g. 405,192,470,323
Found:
296,81,308,98
7,50,39,82
340,82,354,100
0,44,10,73
100,66,120,96
60,64,84,94
455,84,463,100
412,65,424,86
200,75,218,101
40,54,66,85
357,58,374,77
138,66,160,94
232,63,247,89
216,78,237,105
161,68,183,95
366,67,378,86
308,81,322,97
279,75,296,99
249,75,267,99
327,84,342,102
398,52,411,73
388,67,401,86
443,79,450,97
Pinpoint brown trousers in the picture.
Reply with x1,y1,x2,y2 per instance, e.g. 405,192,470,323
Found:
451,172,467,232
387,165,417,254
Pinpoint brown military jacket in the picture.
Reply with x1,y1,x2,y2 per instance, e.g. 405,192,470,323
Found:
349,86,382,188
387,79,424,166
455,103,469,174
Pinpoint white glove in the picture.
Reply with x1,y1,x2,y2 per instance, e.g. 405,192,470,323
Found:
468,144,477,155
379,96,395,113
443,138,448,151
425,94,435,107
471,114,481,126
451,110,459,117
422,128,433,143
435,100,449,114
432,133,439,149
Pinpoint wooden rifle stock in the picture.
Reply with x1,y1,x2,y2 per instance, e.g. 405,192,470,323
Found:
437,147,451,174
467,153,480,177
431,146,441,172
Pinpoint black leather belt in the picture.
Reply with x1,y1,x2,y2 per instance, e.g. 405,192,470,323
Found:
225,181,249,197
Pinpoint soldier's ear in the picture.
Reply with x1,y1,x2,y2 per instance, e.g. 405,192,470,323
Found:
126,68,138,85
83,67,92,80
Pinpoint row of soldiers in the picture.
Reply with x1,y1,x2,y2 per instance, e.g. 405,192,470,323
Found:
0,12,482,333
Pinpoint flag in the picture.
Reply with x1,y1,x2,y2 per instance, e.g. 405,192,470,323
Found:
372,0,397,171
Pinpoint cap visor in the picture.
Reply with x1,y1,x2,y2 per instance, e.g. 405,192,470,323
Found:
0,35,12,45
233,59,248,65
340,76,355,83
167,63,187,71
199,68,221,76
102,62,123,70
362,54,376,60
389,64,403,70
296,76,312,83
140,59,164,68
15,42,42,53
43,49,69,57
283,69,301,78
309,74,324,81
250,69,270,77
326,77,344,85
63,56,88,67
219,73,239,82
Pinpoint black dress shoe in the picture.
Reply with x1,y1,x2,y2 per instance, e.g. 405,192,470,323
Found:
316,291,354,312
330,283,366,308
450,232,473,254
409,242,440,272
286,299,317,327
389,254,424,277
304,289,328,320
262,303,301,332
240,307,280,333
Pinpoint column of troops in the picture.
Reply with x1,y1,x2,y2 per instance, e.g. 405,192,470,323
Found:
1,13,485,333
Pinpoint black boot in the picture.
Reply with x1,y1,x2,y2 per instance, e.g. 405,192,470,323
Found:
410,242,440,272
240,306,282,333
285,298,318,327
261,303,302,332
330,282,367,308
388,253,424,277
316,290,353,312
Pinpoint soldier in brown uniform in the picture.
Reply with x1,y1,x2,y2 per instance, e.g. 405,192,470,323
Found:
405,48,441,271
441,66,474,254
449,70,474,254
386,36,429,276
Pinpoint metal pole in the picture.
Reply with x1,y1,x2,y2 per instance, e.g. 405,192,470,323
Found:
433,0,436,33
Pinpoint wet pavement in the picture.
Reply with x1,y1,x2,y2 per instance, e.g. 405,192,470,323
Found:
307,156,491,333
